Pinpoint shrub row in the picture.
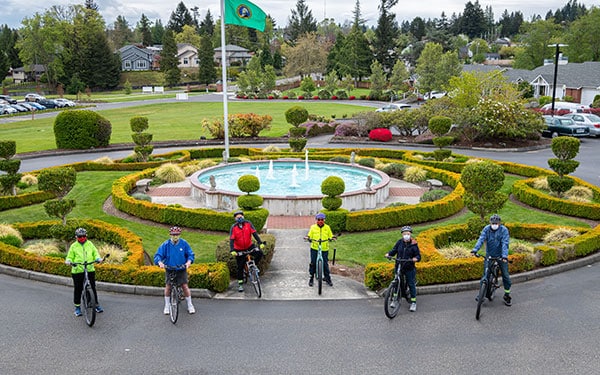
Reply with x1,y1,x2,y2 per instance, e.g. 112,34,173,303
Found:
111,169,268,232
512,177,600,220
0,220,230,292
365,222,600,290
0,191,55,212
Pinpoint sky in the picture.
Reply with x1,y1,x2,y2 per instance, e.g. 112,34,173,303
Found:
1,0,595,29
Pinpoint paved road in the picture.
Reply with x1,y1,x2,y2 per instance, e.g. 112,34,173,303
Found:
1,264,598,374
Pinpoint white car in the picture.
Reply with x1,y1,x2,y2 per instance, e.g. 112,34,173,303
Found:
0,104,18,114
564,113,600,137
54,98,76,107
375,103,411,112
424,91,446,100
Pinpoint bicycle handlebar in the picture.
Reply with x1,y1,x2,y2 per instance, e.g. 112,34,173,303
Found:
474,254,513,263
385,255,415,262
70,253,110,267
304,237,336,243
164,264,187,271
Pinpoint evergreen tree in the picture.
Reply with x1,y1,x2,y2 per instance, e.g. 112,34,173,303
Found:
198,35,216,85
110,15,133,49
199,10,214,37
161,29,180,87
168,1,195,33
373,0,399,75
461,1,486,39
138,14,153,47
285,0,318,45
151,19,165,45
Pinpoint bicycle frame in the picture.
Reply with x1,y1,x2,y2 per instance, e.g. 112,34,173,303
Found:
164,265,185,324
305,237,334,295
475,255,504,320
237,247,262,298
70,254,108,327
384,258,413,319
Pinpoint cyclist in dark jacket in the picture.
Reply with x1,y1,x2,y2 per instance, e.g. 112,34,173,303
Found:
229,210,264,292
385,226,421,312
471,214,512,306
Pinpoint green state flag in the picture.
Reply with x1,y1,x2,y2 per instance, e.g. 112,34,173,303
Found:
224,0,266,32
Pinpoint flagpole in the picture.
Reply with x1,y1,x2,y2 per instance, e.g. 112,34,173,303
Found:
220,0,230,160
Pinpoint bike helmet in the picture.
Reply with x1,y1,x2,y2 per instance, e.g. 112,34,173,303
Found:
169,226,182,235
400,225,413,233
75,228,87,237
315,213,326,220
233,210,244,218
489,214,501,224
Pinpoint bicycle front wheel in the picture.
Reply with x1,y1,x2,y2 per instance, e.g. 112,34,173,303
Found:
384,283,401,319
316,258,323,295
251,267,262,298
169,289,179,324
81,284,96,327
476,281,487,320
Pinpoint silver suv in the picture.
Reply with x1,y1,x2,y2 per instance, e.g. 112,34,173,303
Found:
24,93,46,102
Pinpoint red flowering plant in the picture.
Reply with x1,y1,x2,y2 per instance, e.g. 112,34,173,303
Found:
331,95,338,100
349,95,356,100
313,95,319,100
369,128,393,142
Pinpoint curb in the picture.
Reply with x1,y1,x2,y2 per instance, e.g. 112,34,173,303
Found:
3,252,597,300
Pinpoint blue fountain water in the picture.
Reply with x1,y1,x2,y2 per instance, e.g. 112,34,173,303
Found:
197,161,383,196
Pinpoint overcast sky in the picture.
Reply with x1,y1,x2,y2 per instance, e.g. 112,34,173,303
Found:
1,0,595,29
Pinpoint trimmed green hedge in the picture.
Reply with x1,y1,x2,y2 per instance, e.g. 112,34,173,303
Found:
0,191,55,212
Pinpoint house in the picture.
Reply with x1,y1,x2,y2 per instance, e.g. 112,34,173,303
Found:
118,45,158,71
214,44,253,67
463,61,600,106
177,43,199,68
11,64,46,83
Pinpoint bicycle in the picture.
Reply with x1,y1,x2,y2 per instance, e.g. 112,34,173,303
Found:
70,254,109,327
164,265,186,324
383,256,414,319
237,247,262,298
474,254,511,320
304,236,336,295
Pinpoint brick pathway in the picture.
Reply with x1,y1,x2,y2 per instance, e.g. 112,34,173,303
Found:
147,187,191,196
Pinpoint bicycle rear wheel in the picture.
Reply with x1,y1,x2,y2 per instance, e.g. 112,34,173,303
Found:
316,258,323,295
169,289,179,324
476,281,487,320
81,284,96,327
384,282,401,319
251,266,262,298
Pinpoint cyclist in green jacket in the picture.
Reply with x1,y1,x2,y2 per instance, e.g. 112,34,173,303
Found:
65,228,104,317
306,213,336,287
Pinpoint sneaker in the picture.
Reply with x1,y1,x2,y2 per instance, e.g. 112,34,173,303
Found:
503,294,512,306
188,305,196,314
238,284,244,292
325,279,333,287
409,302,417,312
95,305,104,313
308,277,314,287
74,306,82,317
163,306,170,315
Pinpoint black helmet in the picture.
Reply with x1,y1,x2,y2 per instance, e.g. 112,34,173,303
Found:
401,225,413,233
233,210,244,218
490,214,501,224
75,228,87,237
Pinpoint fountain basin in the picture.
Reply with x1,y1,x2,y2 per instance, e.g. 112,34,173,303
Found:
190,160,390,216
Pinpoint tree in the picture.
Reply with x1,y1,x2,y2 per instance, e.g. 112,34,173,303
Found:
415,42,443,93
389,60,409,93
199,10,214,36
285,105,309,152
175,24,201,47
285,0,318,45
168,1,195,33
0,25,21,77
283,33,329,78
512,19,561,69
137,14,153,47
109,15,133,49
460,1,486,39
373,0,399,74
130,116,153,162
161,29,180,87
460,161,507,221
151,19,165,45
547,137,580,196
0,141,21,196
565,7,600,62
38,167,77,225
368,60,386,99
198,35,216,85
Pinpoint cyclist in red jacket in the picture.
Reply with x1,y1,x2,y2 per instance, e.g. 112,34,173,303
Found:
229,211,265,292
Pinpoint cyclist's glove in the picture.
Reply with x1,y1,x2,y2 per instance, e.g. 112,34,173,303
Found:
259,243,265,250
502,257,508,262
470,249,478,255
230,251,237,257
65,260,72,266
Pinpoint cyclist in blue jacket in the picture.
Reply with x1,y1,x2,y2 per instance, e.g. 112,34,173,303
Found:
154,226,196,314
471,214,512,306
385,226,421,312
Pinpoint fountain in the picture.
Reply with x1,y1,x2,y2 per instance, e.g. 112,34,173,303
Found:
255,166,261,181
190,161,390,215
304,149,310,180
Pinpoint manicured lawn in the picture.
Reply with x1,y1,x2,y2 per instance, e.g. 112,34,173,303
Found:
4,101,370,153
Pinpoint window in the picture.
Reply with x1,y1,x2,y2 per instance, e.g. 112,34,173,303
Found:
135,60,147,69
183,58,189,65
124,61,132,69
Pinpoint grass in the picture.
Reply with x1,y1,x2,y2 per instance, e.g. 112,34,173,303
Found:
1,171,226,262
4,101,370,153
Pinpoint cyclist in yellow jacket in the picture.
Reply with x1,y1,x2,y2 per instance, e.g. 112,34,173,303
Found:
305,213,336,287
65,228,104,317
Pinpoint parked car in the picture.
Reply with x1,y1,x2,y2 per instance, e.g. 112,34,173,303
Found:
424,91,447,100
10,104,29,112
375,103,411,112
542,115,589,138
540,101,589,113
24,93,46,102
27,102,46,110
37,98,59,109
19,102,35,111
54,98,76,107
0,95,17,104
0,104,18,114
564,113,600,137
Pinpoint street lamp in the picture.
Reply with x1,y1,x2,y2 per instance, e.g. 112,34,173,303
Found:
548,43,568,116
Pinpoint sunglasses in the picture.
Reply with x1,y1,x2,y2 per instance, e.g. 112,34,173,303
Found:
316,219,324,222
